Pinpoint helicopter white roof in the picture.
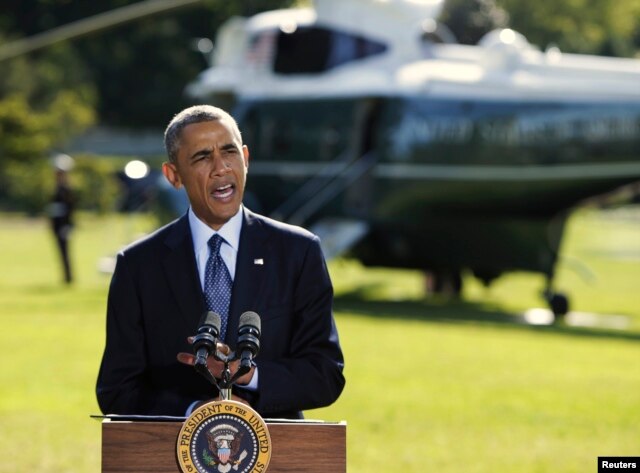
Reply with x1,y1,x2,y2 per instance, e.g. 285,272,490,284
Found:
187,0,640,103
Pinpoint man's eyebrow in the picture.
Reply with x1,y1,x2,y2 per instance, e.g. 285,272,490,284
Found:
189,147,212,160
188,143,238,161
220,143,239,151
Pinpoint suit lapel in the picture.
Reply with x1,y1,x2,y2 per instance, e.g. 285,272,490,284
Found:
162,215,206,331
227,208,269,348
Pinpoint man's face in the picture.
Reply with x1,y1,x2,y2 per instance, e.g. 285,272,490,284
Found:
162,120,249,230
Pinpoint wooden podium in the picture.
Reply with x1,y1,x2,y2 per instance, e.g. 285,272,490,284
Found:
101,418,346,472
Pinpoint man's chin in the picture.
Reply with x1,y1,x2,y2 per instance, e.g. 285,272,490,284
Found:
200,202,241,229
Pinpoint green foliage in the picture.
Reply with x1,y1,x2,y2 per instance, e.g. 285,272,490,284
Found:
0,80,96,166
0,90,98,212
0,90,94,158
0,94,53,160
71,156,123,214
439,0,509,45
0,41,97,211
496,0,640,56
0,0,297,129
439,0,640,56
1,158,54,215
1,154,125,215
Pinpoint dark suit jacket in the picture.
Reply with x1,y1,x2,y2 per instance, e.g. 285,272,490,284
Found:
96,208,345,418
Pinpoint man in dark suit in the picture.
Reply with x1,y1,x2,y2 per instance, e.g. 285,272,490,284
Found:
48,162,75,284
96,105,345,419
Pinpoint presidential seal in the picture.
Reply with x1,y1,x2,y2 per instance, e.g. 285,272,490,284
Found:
177,400,271,473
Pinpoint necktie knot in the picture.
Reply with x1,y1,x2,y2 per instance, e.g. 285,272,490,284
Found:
208,234,224,255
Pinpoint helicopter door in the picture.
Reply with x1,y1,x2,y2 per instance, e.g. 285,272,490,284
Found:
344,98,382,219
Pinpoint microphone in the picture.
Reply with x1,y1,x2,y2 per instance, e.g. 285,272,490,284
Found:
192,311,221,367
236,311,261,369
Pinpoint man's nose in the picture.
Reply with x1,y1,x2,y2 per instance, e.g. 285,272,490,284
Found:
210,153,230,176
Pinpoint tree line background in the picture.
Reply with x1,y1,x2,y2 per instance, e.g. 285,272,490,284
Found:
0,0,638,213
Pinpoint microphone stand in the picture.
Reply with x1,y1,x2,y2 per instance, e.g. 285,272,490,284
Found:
195,347,251,401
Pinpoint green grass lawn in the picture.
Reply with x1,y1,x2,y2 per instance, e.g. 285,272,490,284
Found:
0,207,638,472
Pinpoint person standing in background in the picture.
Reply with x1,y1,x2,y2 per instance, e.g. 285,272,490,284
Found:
48,154,76,284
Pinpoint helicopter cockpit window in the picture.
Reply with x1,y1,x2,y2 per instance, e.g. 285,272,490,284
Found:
273,26,387,74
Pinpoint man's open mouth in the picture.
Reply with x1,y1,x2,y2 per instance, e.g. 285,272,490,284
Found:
211,183,234,200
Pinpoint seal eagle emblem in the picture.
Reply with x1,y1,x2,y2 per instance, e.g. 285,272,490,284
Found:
177,400,271,473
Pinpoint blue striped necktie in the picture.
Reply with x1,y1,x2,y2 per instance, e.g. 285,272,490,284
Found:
204,234,232,341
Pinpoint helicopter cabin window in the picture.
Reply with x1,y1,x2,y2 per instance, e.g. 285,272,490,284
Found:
273,26,387,74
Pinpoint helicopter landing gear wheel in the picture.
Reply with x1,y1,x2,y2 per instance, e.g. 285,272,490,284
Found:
545,291,570,319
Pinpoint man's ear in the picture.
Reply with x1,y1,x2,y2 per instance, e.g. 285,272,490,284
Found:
242,145,250,170
162,162,182,189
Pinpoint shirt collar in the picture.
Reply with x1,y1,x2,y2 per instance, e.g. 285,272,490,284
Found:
188,206,243,254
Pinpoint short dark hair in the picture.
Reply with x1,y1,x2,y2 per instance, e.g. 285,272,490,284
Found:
163,105,242,163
